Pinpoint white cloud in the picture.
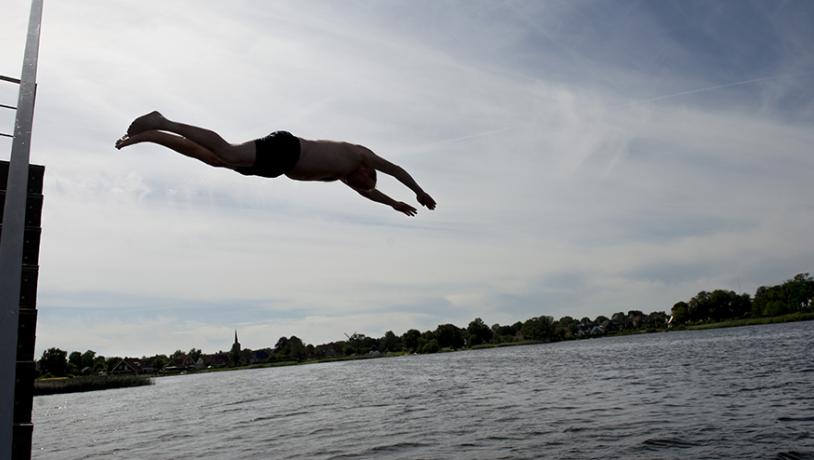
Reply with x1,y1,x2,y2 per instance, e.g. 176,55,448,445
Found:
3,1,812,357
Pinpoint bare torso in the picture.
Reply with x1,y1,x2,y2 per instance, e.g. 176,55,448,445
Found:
287,138,376,190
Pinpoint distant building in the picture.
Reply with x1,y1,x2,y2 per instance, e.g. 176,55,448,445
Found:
204,352,230,369
110,358,144,375
229,330,242,366
160,353,195,374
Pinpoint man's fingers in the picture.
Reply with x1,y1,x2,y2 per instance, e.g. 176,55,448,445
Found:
418,194,437,210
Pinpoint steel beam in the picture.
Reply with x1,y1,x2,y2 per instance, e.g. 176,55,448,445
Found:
0,1,44,458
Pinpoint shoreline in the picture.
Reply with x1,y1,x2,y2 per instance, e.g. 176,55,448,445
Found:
34,313,814,396
34,375,153,396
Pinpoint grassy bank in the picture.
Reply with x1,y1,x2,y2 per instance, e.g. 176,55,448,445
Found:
684,311,814,331
35,375,153,396
470,340,542,350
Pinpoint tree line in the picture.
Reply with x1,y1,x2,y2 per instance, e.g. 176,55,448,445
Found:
670,273,814,323
37,273,813,376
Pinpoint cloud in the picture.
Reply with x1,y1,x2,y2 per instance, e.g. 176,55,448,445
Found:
3,1,812,357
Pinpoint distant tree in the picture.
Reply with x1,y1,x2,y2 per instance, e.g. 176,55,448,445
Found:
707,290,734,321
147,354,169,371
345,333,376,355
106,357,122,373
381,330,402,353
435,324,465,349
555,316,578,339
491,323,518,342
610,312,626,331
626,310,644,329
401,329,421,353
273,337,290,360
467,318,493,346
753,285,784,317
419,339,440,354
521,316,554,341
688,291,712,322
287,336,307,361
68,351,82,368
188,348,203,363
786,273,814,312
68,351,82,375
416,330,436,353
733,293,752,318
686,290,751,323
671,302,689,325
646,311,668,329
754,273,814,316
40,348,68,377
81,350,96,370
272,337,304,361
312,342,342,360
240,348,253,365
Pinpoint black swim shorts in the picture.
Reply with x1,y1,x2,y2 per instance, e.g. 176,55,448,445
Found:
234,131,301,178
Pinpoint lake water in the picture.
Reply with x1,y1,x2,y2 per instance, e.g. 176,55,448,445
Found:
32,322,814,459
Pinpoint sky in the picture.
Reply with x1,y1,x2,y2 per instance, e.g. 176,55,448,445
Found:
2,0,813,358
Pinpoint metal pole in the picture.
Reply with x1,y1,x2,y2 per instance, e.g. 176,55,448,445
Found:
0,1,43,458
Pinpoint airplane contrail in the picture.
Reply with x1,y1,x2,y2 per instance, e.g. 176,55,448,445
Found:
632,71,814,106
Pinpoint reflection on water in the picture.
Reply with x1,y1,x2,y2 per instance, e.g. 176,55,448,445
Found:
33,322,814,459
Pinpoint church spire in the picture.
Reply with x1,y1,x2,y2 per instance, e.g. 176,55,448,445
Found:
230,330,242,367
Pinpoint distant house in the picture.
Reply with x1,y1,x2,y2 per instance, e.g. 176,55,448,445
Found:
110,358,144,375
203,352,230,369
161,353,195,374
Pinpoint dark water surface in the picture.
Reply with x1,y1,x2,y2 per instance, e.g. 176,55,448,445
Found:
33,322,814,459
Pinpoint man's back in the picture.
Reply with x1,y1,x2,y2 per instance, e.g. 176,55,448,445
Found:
287,139,367,182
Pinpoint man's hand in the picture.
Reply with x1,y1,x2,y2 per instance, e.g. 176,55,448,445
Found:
393,201,418,217
417,192,436,210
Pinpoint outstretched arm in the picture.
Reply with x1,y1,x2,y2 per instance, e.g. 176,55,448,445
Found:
362,150,437,210
350,185,418,217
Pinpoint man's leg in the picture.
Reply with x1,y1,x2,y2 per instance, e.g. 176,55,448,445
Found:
116,130,229,168
127,111,255,167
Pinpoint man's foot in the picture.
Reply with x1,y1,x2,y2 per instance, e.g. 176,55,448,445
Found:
127,111,165,136
115,132,155,150
115,134,137,149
